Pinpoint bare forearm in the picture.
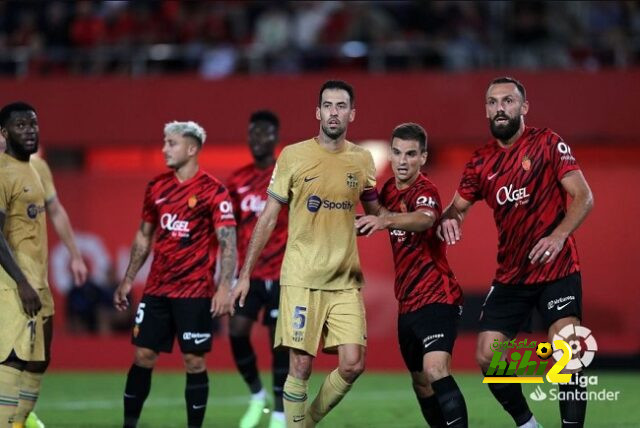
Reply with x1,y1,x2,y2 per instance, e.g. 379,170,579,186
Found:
216,226,237,288
383,211,435,232
50,206,81,258
551,192,594,239
239,214,277,279
124,234,151,282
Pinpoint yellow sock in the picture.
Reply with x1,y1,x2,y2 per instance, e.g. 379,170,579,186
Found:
0,365,21,428
283,375,308,428
11,372,42,425
307,369,352,424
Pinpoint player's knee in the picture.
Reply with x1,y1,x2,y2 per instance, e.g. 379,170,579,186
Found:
475,349,493,372
289,356,312,379
134,347,158,368
183,353,206,373
24,360,48,374
411,377,432,397
424,360,449,383
338,357,365,383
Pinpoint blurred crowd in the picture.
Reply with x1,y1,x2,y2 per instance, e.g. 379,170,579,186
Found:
1,0,639,77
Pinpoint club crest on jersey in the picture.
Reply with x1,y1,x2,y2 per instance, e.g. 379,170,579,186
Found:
346,172,358,189
188,195,198,208
522,155,532,171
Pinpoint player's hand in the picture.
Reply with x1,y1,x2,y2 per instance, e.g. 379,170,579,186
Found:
211,285,232,317
113,280,132,311
437,218,462,244
70,255,89,286
355,215,386,237
16,281,42,317
230,277,250,312
529,233,567,264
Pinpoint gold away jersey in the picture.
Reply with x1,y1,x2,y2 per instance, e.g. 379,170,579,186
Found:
31,155,57,204
267,138,376,290
0,153,49,291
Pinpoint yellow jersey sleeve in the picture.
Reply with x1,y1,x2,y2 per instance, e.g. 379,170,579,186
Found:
267,148,292,204
364,150,376,191
31,156,57,203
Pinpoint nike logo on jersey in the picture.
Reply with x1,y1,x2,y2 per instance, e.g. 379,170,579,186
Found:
488,172,499,180
556,302,572,311
155,197,167,204
237,185,251,194
304,176,319,182
293,416,305,422
194,337,210,344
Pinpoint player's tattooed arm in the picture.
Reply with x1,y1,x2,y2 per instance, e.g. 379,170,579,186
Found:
123,221,155,283
115,221,155,311
215,226,237,288
0,212,42,316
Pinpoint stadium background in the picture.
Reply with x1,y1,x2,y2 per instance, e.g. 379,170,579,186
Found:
0,1,639,426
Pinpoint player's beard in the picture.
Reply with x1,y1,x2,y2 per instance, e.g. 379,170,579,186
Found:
489,113,521,141
321,123,346,140
8,137,38,158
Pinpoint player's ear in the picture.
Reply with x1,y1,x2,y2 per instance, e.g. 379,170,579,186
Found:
421,151,428,166
521,100,529,116
349,108,356,122
315,106,321,121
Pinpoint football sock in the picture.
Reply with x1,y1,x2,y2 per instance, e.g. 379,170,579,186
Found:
123,364,152,428
486,379,532,425
518,415,539,428
12,371,42,424
283,375,308,427
185,371,209,428
230,335,262,393
417,394,445,427
307,369,352,424
272,347,289,412
0,365,20,428
558,372,587,427
432,376,468,427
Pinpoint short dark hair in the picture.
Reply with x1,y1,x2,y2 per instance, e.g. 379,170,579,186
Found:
250,110,279,130
488,76,526,101
318,80,355,107
0,102,37,128
391,123,428,152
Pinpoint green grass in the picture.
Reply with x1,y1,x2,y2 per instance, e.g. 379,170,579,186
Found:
33,371,640,427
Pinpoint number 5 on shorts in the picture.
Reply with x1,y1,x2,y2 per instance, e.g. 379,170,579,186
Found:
293,306,307,329
136,302,146,324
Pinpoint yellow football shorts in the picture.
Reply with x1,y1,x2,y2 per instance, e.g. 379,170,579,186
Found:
0,289,45,362
274,285,366,356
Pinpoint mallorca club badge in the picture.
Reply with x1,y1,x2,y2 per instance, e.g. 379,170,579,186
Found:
522,155,532,171
188,195,198,208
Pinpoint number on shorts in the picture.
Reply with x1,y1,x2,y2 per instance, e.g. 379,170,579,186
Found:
135,302,146,324
293,306,307,329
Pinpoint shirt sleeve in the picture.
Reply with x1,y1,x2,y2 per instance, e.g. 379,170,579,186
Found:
212,186,237,228
549,134,580,181
411,185,442,221
457,157,482,203
360,150,378,202
32,158,57,203
267,148,292,204
141,183,157,224
0,171,11,214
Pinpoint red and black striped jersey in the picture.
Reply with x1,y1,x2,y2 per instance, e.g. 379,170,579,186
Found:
141,169,236,298
458,126,581,285
380,174,463,314
226,163,287,280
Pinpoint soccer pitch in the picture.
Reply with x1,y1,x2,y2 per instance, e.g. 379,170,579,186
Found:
35,371,639,427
